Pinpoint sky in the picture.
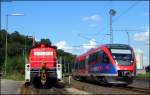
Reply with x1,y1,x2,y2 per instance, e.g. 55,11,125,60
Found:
1,1,149,67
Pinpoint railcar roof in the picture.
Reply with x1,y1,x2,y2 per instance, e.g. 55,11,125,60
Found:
105,44,132,49
77,44,132,58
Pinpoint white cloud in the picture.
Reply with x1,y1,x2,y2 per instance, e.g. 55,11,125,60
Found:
133,29,149,43
82,14,101,22
55,40,67,49
82,39,97,50
55,40,73,53
55,39,97,55
74,39,97,54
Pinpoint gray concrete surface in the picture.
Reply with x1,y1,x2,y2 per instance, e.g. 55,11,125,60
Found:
0,79,90,94
129,78,150,89
1,78,149,94
0,79,24,94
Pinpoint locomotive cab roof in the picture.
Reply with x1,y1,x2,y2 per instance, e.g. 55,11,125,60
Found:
30,43,57,50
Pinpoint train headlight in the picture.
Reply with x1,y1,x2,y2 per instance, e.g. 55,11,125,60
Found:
26,64,30,71
124,71,132,78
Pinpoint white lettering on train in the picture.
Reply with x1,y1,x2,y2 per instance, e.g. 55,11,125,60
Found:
34,51,53,56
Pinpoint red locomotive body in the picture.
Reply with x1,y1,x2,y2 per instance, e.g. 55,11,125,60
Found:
30,43,57,70
29,43,57,87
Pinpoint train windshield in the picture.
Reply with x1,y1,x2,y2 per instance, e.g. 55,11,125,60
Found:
110,49,133,66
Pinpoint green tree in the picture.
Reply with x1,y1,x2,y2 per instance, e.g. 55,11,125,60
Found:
0,29,76,77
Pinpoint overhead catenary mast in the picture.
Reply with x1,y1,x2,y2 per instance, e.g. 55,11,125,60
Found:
109,9,116,44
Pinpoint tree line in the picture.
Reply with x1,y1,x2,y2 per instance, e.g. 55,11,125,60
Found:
0,29,76,75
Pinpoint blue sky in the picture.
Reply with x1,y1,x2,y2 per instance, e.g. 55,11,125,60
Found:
1,1,149,67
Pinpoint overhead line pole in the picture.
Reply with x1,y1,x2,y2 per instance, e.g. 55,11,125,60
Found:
5,15,8,76
112,29,139,45
110,12,113,44
126,32,130,45
4,13,24,76
109,9,116,44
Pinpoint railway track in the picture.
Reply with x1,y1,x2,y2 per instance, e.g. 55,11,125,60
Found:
115,86,150,94
68,78,150,94
20,82,67,94
72,82,150,94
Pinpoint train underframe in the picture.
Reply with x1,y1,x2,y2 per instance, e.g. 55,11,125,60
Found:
30,69,57,88
73,70,134,85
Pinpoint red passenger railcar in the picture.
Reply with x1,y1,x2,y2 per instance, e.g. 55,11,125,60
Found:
73,44,136,85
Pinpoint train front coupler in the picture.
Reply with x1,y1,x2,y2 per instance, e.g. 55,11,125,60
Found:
40,65,47,85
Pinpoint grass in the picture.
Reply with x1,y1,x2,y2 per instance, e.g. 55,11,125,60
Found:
135,72,150,79
0,56,25,81
1,72,24,81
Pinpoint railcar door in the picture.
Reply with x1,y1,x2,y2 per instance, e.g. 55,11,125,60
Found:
100,50,117,75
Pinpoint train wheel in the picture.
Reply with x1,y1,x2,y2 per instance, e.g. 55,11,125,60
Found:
72,76,77,80
73,76,79,80
33,77,42,88
100,77,108,85
24,82,31,87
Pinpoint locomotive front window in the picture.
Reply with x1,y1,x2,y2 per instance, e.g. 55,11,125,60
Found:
110,49,133,66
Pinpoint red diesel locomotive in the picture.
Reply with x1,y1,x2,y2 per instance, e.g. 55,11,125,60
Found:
73,44,136,85
25,43,59,88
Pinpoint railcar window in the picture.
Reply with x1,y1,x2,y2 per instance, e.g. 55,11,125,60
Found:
92,52,98,62
98,51,104,63
78,60,85,69
95,52,99,62
88,50,111,64
83,61,84,68
79,62,81,69
93,53,96,62
91,54,94,62
75,62,78,70
77,62,79,69
78,61,81,69
102,52,110,63
88,54,92,63
89,54,93,63
80,61,82,69
83,60,85,68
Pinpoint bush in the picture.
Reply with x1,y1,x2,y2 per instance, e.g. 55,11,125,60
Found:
2,72,24,81
6,56,25,74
